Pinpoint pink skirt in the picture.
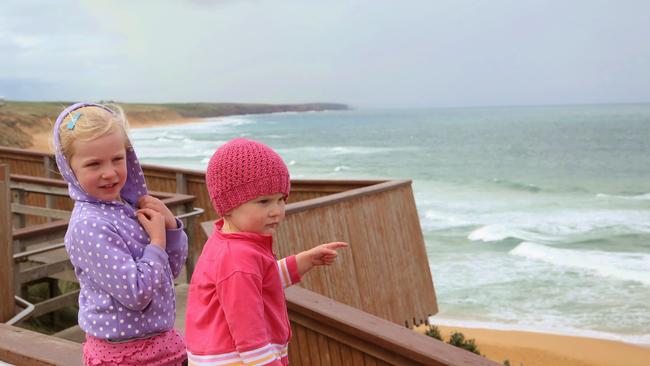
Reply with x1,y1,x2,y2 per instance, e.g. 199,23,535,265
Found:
83,329,187,366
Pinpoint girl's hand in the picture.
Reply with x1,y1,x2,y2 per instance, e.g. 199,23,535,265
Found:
137,195,177,230
136,208,167,250
296,242,348,276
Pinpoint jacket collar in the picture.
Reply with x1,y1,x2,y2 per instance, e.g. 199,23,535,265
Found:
213,219,274,254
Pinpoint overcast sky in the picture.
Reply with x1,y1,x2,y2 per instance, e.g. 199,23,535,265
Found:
1,0,649,108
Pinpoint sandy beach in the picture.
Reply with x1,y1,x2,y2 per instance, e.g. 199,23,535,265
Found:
414,324,650,366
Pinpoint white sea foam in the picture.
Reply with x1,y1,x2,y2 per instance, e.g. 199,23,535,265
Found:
202,116,255,127
421,210,473,231
421,205,650,237
596,193,650,200
468,224,559,243
276,145,416,157
133,149,206,159
509,242,650,285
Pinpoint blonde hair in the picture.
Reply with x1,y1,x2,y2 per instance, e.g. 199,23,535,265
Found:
57,104,131,161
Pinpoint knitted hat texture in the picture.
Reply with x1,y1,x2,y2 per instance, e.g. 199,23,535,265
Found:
206,138,290,216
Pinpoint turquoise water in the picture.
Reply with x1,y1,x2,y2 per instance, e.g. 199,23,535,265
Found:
130,104,650,344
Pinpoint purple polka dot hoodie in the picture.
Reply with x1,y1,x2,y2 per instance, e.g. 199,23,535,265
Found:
54,103,188,340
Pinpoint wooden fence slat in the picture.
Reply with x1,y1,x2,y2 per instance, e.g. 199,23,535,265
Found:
11,203,71,220
364,354,379,366
29,289,80,319
288,323,301,365
11,182,69,196
295,323,312,366
326,337,343,366
306,328,323,366
340,345,354,366
350,348,366,365
317,332,333,366
17,258,73,285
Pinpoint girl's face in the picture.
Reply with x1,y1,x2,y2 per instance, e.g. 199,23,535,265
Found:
69,131,128,202
223,193,286,234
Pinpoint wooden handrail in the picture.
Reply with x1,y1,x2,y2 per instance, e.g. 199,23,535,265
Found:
286,179,411,214
11,174,67,187
12,220,68,241
201,179,413,235
286,286,498,366
0,324,83,366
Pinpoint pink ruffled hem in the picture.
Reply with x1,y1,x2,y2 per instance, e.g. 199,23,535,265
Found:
83,329,186,366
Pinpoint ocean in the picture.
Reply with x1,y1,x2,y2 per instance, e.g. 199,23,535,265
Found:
129,104,650,345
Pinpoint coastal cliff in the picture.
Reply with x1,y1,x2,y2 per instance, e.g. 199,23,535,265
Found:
0,101,349,150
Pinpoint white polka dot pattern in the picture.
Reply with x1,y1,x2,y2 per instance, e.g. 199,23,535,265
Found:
53,103,189,340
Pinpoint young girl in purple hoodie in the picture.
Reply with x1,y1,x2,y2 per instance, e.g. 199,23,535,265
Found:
53,102,188,366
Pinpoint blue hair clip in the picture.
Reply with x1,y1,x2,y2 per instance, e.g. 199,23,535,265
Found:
66,112,81,130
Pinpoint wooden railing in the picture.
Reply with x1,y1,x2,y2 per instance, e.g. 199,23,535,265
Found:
0,287,499,366
0,148,501,366
1,165,201,325
286,286,498,366
1,146,437,326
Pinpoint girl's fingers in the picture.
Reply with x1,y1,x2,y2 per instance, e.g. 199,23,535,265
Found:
321,248,338,257
137,195,152,208
136,208,159,220
324,242,349,250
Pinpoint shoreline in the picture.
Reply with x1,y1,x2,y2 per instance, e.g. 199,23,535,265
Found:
28,116,203,154
430,317,650,347
415,324,650,366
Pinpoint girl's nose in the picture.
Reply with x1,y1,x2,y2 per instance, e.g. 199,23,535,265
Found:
101,167,117,179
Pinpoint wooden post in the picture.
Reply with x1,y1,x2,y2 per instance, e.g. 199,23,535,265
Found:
183,202,196,281
43,155,55,223
0,164,15,322
175,172,187,194
15,190,26,228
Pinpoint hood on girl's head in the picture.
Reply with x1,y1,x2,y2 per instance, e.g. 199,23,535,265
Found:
53,102,148,206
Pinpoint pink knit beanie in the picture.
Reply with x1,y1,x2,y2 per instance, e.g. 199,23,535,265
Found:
206,138,290,216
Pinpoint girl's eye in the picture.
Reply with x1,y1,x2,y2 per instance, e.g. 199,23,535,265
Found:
85,162,100,167
258,199,269,204
113,157,124,162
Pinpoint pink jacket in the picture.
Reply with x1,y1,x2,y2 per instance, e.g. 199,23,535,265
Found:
185,220,301,365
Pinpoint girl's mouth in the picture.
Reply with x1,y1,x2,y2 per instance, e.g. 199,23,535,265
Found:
100,182,118,189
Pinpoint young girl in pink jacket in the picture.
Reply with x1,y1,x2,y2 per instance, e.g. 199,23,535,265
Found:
185,138,347,366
